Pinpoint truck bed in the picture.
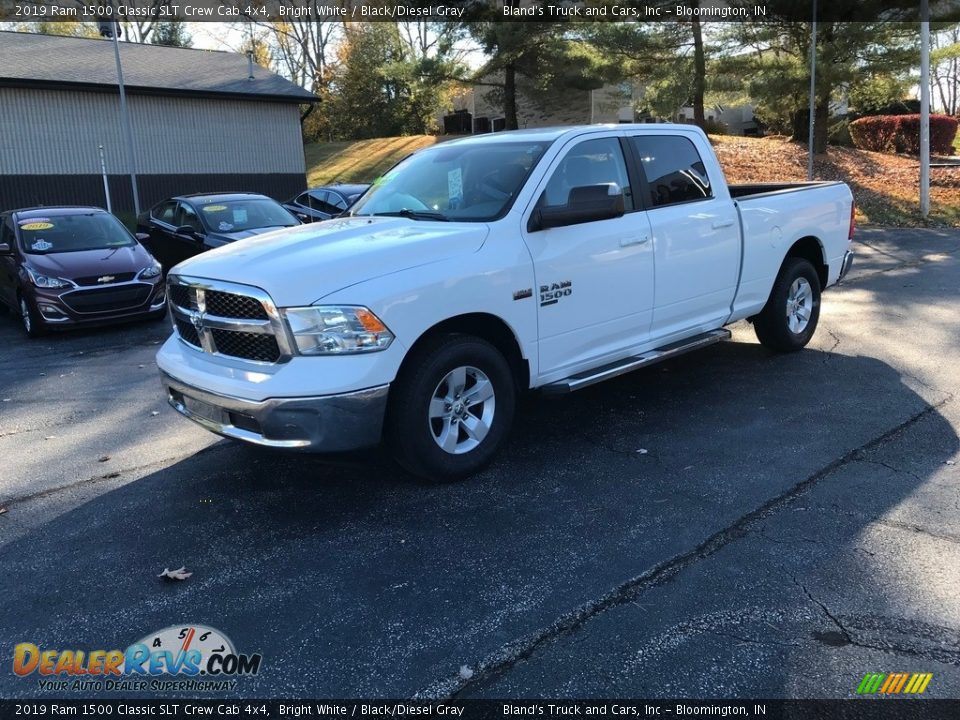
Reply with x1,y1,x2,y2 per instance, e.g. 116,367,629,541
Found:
729,181,845,200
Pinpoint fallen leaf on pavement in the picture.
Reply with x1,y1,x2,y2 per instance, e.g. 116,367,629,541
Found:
157,567,193,581
459,665,474,680
635,448,648,454
98,455,110,463
0,507,8,515
150,411,160,416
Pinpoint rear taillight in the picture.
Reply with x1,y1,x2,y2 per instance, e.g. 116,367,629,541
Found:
848,202,856,240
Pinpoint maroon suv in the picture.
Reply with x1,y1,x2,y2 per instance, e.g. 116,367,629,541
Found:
0,207,166,337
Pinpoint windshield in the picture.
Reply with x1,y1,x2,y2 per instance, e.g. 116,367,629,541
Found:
194,198,298,233
350,140,551,222
18,213,136,255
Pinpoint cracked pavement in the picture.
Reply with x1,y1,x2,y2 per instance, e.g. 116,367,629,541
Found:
1,227,959,699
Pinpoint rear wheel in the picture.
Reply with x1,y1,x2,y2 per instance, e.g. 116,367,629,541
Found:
753,257,821,352
18,294,46,339
387,334,516,481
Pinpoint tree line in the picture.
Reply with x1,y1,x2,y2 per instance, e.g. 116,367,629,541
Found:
14,5,960,153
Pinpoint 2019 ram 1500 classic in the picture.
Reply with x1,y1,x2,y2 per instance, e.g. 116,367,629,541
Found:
156,124,854,480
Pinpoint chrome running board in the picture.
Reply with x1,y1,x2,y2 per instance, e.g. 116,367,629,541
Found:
542,329,731,395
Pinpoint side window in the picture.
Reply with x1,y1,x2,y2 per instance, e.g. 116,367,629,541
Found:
630,135,713,208
314,191,341,215
295,192,312,208
152,200,177,223
329,194,348,212
175,203,203,232
540,138,633,211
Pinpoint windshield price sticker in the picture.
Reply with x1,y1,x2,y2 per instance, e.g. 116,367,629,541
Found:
20,222,54,231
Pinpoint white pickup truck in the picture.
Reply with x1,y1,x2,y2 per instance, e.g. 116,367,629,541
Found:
156,124,854,480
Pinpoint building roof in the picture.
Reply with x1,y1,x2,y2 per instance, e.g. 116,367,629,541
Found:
0,31,316,103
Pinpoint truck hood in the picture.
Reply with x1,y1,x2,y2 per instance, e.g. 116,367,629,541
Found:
170,216,489,306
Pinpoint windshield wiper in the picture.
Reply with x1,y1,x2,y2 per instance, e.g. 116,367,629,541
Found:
371,209,449,222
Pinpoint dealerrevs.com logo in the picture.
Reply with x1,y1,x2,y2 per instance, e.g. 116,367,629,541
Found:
13,624,262,692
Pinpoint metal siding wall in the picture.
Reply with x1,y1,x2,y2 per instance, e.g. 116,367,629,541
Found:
0,88,306,176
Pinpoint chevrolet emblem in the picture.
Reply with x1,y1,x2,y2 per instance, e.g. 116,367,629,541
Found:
97,275,115,284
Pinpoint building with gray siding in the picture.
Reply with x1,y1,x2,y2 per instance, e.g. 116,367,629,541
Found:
0,31,315,214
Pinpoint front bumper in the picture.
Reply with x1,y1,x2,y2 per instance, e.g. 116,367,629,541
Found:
33,280,165,326
160,371,389,452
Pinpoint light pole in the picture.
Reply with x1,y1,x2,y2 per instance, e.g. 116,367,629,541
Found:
98,19,141,217
920,0,931,218
807,0,817,181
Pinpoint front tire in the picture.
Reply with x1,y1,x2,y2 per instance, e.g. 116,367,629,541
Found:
387,334,516,481
18,294,47,339
753,257,821,352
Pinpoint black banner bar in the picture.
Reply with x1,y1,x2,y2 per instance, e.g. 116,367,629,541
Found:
2,700,960,720
1,0,959,24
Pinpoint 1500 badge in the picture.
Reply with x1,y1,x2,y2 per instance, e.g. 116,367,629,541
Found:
540,281,572,306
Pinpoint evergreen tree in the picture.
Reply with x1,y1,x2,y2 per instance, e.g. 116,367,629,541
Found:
150,21,192,48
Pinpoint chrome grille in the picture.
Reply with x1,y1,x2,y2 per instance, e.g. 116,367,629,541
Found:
167,275,290,364
210,329,281,362
205,290,268,320
168,283,198,310
174,316,202,347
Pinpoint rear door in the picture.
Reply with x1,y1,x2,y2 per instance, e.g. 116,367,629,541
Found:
626,132,740,341
521,133,655,380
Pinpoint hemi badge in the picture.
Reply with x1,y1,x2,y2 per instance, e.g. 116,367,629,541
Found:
513,288,533,301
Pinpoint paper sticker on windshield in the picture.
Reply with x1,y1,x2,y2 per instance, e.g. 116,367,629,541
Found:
232,209,248,224
448,168,463,204
20,222,54,231
218,221,234,231
31,239,53,251
19,217,50,226
202,204,228,212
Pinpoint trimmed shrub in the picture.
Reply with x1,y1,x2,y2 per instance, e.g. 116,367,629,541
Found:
850,113,959,155
849,115,899,152
896,114,958,155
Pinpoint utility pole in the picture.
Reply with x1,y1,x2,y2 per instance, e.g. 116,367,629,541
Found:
99,18,141,217
807,0,817,181
921,0,931,218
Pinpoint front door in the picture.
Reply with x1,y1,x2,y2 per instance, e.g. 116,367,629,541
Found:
521,134,656,381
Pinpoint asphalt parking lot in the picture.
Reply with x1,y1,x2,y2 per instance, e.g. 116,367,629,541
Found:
1,227,959,700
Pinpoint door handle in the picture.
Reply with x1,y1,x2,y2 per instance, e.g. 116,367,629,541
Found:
620,235,651,247
712,219,735,229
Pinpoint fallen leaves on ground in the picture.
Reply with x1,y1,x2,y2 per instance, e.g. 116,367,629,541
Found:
712,135,960,227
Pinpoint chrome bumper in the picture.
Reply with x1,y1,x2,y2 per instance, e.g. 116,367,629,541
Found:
839,250,854,282
160,372,389,452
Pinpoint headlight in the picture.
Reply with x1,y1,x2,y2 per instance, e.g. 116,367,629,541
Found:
284,306,394,355
25,268,73,289
138,264,162,279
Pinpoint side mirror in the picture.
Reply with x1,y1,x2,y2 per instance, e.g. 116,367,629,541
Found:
0,241,10,254
528,184,625,232
175,225,202,241
135,232,150,242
